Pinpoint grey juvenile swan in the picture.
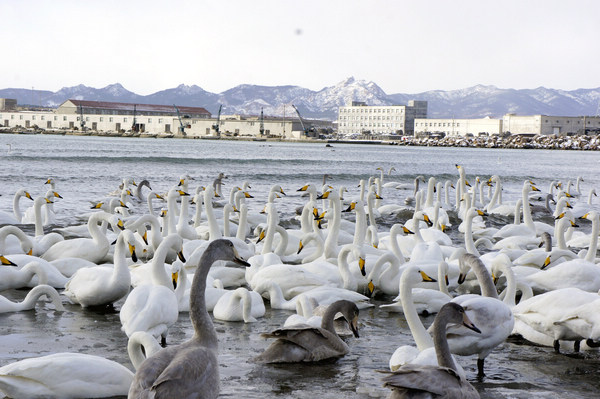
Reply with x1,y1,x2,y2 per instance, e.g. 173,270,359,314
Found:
128,239,249,399
381,302,481,399
254,299,360,363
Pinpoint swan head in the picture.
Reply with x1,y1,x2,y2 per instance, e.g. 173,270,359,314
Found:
205,239,250,267
439,302,481,334
332,300,360,338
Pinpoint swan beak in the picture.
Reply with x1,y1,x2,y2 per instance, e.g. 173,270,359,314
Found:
172,272,178,289
155,193,165,200
91,202,103,209
178,190,190,197
492,272,498,285
455,164,461,169
232,248,250,267
476,209,486,217
465,180,471,187
403,226,414,235
317,191,330,200
554,212,564,220
45,198,53,204
423,214,433,227
142,231,149,245
582,213,590,220
178,179,184,186
244,192,254,199
279,188,287,196
132,180,138,187
367,280,375,298
420,270,436,283
257,230,266,244
177,251,186,263
375,194,383,200
315,210,326,221
45,178,53,184
445,275,449,286
350,315,360,338
1,255,17,266
358,257,366,277
462,312,481,334
566,202,573,209
25,191,34,200
297,241,304,254
343,202,356,212
531,186,541,192
129,244,137,263
119,201,129,209
565,192,574,198
297,185,308,192
457,273,466,285
53,191,63,199
542,256,551,270
27,248,33,256
160,209,168,218
571,221,579,228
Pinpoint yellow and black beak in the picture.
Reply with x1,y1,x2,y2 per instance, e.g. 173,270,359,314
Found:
367,280,375,298
177,251,186,263
403,226,414,235
541,256,551,270
53,191,63,199
420,270,436,283
257,230,266,244
91,202,103,209
142,231,149,246
172,271,179,290
317,191,331,200
358,257,366,277
297,240,304,254
297,185,308,192
343,202,356,213
1,255,17,266
129,243,137,263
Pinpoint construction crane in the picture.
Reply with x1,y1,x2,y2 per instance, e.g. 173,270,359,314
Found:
212,104,222,136
259,107,265,136
292,104,312,137
78,103,86,131
173,104,186,135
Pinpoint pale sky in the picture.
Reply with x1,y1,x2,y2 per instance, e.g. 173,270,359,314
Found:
3,0,599,95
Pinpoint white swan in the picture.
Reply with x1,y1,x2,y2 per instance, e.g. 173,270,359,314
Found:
1,255,68,289
0,284,64,313
445,253,515,377
0,188,33,224
120,234,184,346
213,287,265,323
128,239,249,399
127,331,162,370
0,225,33,255
42,211,124,263
0,260,48,291
62,229,137,307
0,353,134,399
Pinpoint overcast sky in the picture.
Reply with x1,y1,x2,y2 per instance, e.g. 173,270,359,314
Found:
3,0,599,95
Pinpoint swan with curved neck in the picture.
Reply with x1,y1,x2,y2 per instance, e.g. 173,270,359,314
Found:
128,239,249,398
0,284,64,313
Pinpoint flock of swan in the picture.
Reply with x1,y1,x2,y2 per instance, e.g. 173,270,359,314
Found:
0,166,599,399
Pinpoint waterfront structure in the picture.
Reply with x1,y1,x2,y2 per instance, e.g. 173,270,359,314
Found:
502,114,600,135
337,100,427,137
414,116,502,137
0,99,333,139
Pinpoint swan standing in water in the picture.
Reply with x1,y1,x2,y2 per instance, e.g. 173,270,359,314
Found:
128,239,249,399
254,299,360,363
381,302,481,399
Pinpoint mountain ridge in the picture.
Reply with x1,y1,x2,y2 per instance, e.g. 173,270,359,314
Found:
2,78,599,120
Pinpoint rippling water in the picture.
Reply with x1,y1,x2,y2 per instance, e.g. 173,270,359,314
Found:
1,134,600,399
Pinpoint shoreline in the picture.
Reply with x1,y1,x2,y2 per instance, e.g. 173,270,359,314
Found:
1,128,599,151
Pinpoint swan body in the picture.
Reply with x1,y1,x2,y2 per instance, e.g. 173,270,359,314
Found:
63,230,137,307
2,255,68,289
213,287,265,323
0,353,134,399
254,299,360,363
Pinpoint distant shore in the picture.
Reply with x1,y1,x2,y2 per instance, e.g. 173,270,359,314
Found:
1,128,598,151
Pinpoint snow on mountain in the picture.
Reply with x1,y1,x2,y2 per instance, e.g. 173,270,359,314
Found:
1,79,599,121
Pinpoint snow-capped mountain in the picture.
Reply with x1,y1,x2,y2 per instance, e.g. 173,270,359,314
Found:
2,78,599,120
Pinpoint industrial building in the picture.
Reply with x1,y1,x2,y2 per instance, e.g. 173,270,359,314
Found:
0,99,333,139
337,100,427,137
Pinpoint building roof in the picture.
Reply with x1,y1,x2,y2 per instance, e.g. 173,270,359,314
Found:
63,99,211,116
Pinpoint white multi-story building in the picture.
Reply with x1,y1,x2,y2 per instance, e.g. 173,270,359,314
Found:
337,100,427,136
414,116,502,137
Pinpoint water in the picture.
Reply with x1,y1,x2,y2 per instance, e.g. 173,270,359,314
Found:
1,134,600,398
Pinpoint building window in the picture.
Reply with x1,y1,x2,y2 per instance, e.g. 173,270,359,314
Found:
86,117,90,121
148,118,152,123
158,118,163,123
63,116,67,121
32,115,36,120
41,115,45,120
124,117,128,122
54,116,57,121
109,117,113,122
100,117,104,122
20,115,23,120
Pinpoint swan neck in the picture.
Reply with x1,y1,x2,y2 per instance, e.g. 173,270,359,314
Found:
189,248,219,349
432,312,456,370
399,270,434,350
585,214,599,262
